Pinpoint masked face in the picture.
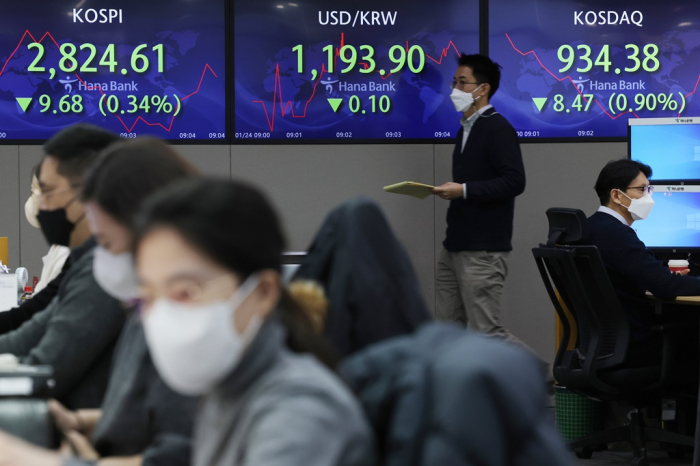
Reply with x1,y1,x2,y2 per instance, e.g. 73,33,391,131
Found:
93,247,140,302
142,274,262,395
36,194,81,247
85,202,137,300
450,84,483,112
37,156,85,247
25,174,42,229
24,194,40,229
617,190,654,221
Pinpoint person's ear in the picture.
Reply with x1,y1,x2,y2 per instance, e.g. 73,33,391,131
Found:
233,269,281,335
610,188,624,206
253,269,281,318
480,83,490,98
67,198,86,224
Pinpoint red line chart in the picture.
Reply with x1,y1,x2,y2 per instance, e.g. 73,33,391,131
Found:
253,34,462,132
505,33,639,120
680,75,700,117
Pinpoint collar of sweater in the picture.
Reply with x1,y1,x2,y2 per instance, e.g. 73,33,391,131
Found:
460,104,494,129
214,313,285,398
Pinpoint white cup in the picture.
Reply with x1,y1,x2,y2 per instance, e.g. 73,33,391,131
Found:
669,259,690,273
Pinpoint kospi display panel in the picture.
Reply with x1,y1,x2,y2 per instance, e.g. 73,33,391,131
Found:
634,186,700,251
232,0,479,143
0,0,227,142
489,0,700,140
629,118,700,180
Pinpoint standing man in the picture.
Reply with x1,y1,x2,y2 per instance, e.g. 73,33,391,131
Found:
433,54,527,348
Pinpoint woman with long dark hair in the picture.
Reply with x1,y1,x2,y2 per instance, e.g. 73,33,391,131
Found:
134,178,374,466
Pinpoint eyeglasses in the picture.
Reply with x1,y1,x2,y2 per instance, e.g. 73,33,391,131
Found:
626,185,654,195
450,80,481,90
38,184,81,200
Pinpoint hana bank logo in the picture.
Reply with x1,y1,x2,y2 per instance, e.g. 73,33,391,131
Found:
321,76,339,95
59,77,78,94
571,76,590,93
676,118,695,123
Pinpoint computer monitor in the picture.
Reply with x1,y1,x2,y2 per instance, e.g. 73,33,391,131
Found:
629,117,700,181
633,186,700,252
281,252,307,283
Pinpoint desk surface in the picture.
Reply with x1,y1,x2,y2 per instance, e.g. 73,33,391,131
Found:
675,296,700,304
646,292,700,305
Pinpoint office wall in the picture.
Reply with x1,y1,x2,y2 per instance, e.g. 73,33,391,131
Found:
0,140,626,362
229,144,437,313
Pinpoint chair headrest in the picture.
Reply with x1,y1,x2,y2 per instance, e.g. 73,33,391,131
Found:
545,208,590,246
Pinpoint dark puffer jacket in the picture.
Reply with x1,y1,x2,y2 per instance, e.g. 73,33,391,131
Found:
340,323,572,466
294,197,430,357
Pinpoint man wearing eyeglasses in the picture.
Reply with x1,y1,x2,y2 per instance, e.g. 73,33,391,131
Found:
589,159,700,364
0,124,125,409
432,54,530,352
0,127,120,338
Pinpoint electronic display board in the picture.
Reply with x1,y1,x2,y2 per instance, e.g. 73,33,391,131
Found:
232,0,479,142
490,0,700,139
0,0,227,141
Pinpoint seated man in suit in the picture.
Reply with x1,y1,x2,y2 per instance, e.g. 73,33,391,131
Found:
589,159,700,364
0,124,125,409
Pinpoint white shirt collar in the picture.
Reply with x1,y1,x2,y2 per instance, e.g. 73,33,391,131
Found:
460,104,493,127
598,206,630,226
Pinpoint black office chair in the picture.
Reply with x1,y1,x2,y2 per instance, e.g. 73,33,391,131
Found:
533,208,696,466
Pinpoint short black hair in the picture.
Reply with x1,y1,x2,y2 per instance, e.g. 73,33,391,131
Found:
43,124,120,185
81,137,200,229
457,54,502,98
594,159,652,205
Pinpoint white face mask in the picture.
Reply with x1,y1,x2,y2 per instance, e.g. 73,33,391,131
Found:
449,84,483,112
617,190,654,221
24,195,40,229
143,274,262,396
93,246,141,302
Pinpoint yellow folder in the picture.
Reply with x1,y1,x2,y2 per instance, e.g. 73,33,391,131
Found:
383,181,435,200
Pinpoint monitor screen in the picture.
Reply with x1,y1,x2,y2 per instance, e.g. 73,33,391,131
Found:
232,0,479,143
629,117,700,180
634,186,700,250
0,0,227,142
489,0,700,140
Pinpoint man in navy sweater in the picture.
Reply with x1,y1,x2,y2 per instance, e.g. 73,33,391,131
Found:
432,54,529,350
589,159,700,362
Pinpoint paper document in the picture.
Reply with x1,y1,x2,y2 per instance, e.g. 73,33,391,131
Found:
383,181,435,200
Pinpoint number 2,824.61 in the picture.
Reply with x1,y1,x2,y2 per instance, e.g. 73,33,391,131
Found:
26,43,165,74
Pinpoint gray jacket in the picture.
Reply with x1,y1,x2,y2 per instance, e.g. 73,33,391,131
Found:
194,316,375,466
0,238,125,409
64,316,198,466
